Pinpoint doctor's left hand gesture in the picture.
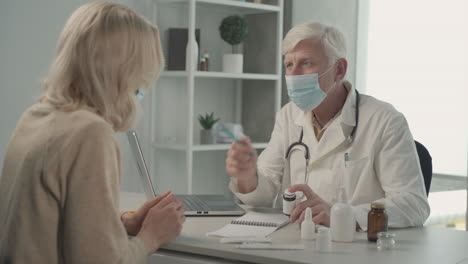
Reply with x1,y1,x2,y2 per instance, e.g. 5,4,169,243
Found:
288,184,331,227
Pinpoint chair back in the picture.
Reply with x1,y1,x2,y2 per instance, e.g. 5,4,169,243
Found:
415,140,432,196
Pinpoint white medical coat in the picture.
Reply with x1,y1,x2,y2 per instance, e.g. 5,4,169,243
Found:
229,82,430,229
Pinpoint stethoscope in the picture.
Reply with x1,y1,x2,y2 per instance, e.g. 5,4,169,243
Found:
285,89,360,186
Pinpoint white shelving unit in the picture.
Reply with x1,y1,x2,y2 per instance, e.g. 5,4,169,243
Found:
161,71,280,80
149,0,283,195
155,0,281,14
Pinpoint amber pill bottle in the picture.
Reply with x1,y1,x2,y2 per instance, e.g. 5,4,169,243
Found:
367,202,388,242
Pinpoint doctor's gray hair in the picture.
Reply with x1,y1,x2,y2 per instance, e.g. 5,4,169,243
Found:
282,22,347,65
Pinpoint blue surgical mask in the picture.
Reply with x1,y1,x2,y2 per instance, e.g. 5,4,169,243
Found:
285,65,335,111
135,88,145,101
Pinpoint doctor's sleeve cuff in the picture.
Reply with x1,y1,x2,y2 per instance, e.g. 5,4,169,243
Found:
229,175,276,207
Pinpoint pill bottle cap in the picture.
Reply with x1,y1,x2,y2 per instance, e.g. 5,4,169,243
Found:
283,191,296,199
318,227,330,235
371,202,385,209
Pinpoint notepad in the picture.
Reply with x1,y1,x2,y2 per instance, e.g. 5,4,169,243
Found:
206,212,290,238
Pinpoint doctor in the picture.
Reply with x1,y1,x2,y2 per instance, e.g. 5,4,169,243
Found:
226,22,429,229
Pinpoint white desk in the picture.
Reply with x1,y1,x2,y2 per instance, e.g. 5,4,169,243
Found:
121,192,468,264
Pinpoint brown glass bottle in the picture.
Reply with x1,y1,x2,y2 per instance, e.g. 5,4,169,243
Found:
199,57,206,71
367,202,388,242
203,51,209,71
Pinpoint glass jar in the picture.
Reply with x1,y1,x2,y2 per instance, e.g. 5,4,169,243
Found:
376,232,396,250
367,202,388,242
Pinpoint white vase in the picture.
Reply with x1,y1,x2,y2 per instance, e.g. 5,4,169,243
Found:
200,129,216,144
186,33,198,71
222,54,243,73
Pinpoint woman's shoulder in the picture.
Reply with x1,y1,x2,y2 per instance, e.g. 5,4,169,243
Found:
64,108,114,137
28,103,114,136
48,107,117,151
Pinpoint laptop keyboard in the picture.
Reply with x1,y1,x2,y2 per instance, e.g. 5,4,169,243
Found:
183,196,211,212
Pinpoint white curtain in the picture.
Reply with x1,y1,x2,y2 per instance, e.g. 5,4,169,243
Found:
362,0,468,177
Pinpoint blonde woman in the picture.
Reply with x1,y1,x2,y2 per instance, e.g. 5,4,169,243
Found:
0,2,185,263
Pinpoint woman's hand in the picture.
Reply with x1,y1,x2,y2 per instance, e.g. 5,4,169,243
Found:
136,191,185,253
121,190,172,236
288,184,331,227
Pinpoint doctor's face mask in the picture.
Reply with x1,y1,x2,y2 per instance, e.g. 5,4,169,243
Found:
285,64,335,111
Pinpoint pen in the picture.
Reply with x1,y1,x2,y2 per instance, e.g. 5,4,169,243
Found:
344,153,349,168
237,243,305,250
219,237,272,244
220,125,254,156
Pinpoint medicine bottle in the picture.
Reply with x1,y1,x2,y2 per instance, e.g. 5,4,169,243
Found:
316,227,331,252
330,187,355,242
203,51,210,71
301,207,315,240
199,56,206,71
367,202,388,242
282,191,296,216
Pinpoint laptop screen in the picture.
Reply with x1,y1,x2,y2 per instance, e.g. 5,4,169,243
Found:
126,130,156,200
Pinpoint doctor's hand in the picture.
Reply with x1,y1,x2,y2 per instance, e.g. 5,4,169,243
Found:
136,191,185,253
121,190,172,236
226,137,258,194
288,184,331,227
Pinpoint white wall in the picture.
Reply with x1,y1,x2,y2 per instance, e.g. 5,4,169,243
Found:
0,0,153,192
0,1,73,162
363,0,467,177
290,0,359,86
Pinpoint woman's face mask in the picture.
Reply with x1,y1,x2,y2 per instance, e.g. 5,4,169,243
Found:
285,64,335,111
135,88,145,101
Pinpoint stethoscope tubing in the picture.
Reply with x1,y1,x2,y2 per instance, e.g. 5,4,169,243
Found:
284,89,360,187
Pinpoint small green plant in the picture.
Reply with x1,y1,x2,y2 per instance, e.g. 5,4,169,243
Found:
219,15,248,53
198,112,220,130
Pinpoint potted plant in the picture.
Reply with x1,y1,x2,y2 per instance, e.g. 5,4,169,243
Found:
198,112,220,144
219,15,248,73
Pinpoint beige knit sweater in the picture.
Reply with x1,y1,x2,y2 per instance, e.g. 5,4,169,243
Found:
0,103,147,263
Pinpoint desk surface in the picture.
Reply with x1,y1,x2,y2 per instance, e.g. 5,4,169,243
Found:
121,192,468,264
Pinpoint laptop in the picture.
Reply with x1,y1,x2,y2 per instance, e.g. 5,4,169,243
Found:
126,130,245,216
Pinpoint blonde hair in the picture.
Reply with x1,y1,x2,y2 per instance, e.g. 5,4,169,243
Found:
283,22,346,65
42,2,164,131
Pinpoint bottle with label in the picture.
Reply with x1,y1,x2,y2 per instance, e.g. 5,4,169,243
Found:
203,50,209,71
199,55,206,71
282,191,296,216
185,32,198,71
330,187,355,242
367,201,388,242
